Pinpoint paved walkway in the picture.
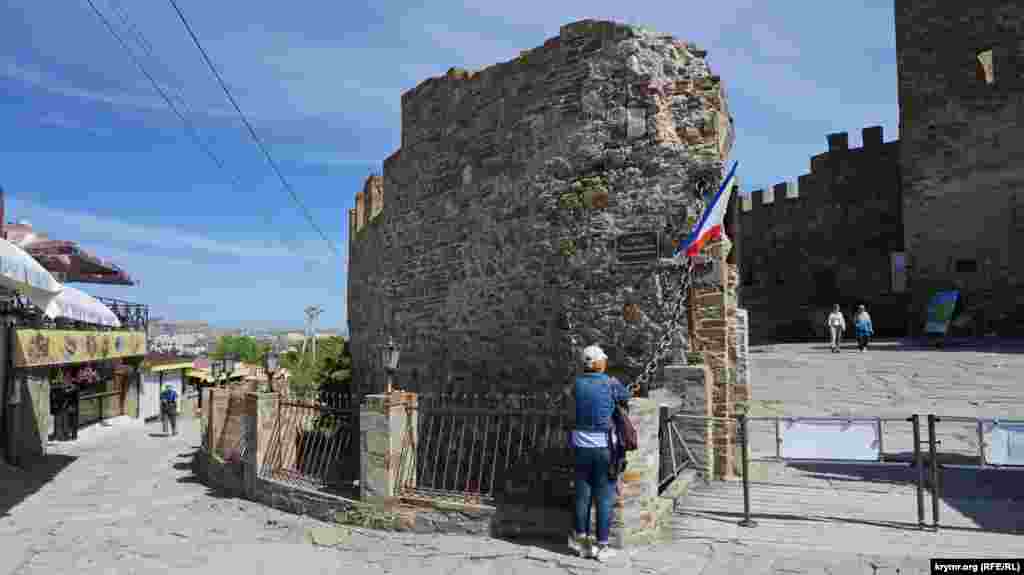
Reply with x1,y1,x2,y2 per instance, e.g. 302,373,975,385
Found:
0,340,1021,574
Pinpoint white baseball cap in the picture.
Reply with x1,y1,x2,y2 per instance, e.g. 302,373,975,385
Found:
581,345,608,368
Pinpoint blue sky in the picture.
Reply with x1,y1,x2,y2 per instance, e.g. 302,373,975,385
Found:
0,1,898,331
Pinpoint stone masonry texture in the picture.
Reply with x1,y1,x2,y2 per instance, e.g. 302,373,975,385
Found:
738,126,907,344
347,20,734,391
896,0,1024,337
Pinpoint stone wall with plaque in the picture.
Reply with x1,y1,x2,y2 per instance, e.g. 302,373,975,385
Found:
347,20,735,391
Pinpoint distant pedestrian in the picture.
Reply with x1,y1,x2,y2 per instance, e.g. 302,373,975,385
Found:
568,345,629,563
160,384,178,436
854,305,874,352
826,304,846,353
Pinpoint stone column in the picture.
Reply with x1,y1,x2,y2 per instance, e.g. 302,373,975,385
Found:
244,392,279,499
687,238,736,479
209,389,228,458
610,396,676,548
662,364,714,479
360,391,417,504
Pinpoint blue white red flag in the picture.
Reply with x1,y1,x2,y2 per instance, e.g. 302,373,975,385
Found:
676,161,739,257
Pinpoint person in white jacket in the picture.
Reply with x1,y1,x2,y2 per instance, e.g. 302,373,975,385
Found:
826,304,846,353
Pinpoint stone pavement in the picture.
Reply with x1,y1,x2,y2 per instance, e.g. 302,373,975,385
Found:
0,415,707,575
0,340,1021,574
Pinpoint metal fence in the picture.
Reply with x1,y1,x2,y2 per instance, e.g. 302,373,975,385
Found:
663,411,1024,533
258,391,360,496
397,392,571,504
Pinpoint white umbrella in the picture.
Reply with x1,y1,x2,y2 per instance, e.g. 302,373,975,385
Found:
41,284,121,328
0,237,63,309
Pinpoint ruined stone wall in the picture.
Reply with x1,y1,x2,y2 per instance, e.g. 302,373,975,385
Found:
347,20,734,392
895,1,1024,335
737,127,907,342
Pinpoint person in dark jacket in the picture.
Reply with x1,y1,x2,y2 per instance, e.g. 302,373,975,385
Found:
160,384,178,436
568,345,630,563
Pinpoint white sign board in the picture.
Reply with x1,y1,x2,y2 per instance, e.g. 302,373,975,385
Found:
987,423,1024,466
780,419,881,461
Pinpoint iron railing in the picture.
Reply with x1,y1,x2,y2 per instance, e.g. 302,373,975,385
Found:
663,412,1024,533
95,296,149,330
258,391,359,496
397,392,571,504
0,290,148,331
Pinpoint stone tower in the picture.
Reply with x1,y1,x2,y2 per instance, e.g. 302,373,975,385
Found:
895,1,1024,334
347,20,735,392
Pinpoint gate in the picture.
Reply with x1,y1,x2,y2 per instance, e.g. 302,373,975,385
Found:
396,392,570,504
258,391,359,495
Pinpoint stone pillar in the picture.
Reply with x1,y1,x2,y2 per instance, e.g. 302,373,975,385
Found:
360,391,417,504
244,392,279,499
209,388,228,458
663,364,714,479
610,396,673,549
687,238,736,479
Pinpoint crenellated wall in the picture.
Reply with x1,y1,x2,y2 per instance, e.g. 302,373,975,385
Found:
347,20,735,393
737,126,907,343
896,1,1024,336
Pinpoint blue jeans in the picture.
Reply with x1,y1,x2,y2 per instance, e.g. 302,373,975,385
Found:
574,446,613,544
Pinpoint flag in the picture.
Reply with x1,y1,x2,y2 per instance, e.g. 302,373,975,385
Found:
676,161,739,257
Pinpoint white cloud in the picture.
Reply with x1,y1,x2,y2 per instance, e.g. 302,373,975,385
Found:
10,197,339,266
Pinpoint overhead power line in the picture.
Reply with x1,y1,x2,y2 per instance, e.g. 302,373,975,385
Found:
166,0,337,256
84,0,241,187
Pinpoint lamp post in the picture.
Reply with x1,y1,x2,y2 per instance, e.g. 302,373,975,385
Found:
264,349,279,393
380,336,400,393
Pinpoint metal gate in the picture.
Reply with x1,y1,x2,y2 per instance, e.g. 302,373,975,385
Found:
258,391,360,495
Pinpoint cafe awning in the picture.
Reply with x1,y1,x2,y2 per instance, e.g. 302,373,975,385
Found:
0,237,63,309
40,284,121,328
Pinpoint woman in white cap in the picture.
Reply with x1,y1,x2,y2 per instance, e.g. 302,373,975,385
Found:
568,344,630,562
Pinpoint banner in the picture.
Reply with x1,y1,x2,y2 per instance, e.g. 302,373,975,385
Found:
925,290,959,335
780,418,881,461
14,329,147,368
987,422,1024,466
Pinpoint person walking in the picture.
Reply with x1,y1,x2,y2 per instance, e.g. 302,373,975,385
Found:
160,384,179,436
854,305,874,352
568,345,630,563
826,304,846,353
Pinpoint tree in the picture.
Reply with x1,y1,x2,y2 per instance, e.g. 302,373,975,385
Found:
211,335,267,364
279,336,352,401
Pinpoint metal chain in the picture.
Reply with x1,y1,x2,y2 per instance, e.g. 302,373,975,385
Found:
629,256,696,396
561,180,714,393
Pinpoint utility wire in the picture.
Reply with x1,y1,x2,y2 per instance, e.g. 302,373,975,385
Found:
102,0,299,252
83,0,242,191
166,0,337,256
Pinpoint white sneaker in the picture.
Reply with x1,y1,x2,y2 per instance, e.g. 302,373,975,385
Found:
594,544,617,563
568,534,593,558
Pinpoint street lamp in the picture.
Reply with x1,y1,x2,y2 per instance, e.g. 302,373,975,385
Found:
264,349,279,393
380,336,400,393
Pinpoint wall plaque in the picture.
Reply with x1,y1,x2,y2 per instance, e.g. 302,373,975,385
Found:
616,232,660,265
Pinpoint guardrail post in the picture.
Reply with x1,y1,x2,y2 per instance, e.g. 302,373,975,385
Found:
659,405,669,487
928,414,940,530
910,414,926,529
737,414,756,528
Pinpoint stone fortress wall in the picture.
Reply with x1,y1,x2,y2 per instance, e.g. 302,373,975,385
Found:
895,0,1024,336
347,20,736,392
737,126,907,342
